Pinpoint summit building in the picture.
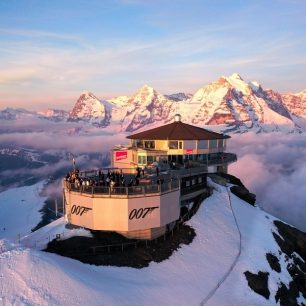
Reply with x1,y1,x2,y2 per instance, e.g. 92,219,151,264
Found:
64,115,237,240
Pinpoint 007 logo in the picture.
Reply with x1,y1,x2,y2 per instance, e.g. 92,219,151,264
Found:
71,205,92,216
129,206,159,220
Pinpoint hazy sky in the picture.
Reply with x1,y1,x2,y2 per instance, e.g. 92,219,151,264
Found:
0,0,305,110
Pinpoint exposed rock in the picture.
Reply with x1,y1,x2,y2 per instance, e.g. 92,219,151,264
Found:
287,263,306,297
45,223,195,268
214,172,244,187
275,281,300,306
292,253,306,274
266,253,281,273
274,220,306,260
272,220,306,303
244,271,270,299
272,232,293,257
230,185,256,206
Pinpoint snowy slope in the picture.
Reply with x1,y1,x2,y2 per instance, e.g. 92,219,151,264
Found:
1,180,305,305
0,182,46,241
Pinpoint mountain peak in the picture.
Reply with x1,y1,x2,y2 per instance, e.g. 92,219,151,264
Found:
130,84,157,103
137,84,155,93
229,73,243,81
79,91,98,100
69,91,105,119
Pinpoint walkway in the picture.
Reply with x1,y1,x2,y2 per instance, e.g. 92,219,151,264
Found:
200,184,242,306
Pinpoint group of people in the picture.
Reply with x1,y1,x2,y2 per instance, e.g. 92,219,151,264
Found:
65,168,149,191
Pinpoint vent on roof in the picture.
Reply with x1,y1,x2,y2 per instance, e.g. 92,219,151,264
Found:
174,114,181,122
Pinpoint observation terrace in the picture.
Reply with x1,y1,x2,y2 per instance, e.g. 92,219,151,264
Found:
64,152,237,198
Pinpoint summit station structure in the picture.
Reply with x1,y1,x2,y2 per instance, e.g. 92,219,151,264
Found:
64,115,237,239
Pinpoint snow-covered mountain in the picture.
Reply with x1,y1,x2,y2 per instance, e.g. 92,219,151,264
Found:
0,108,35,120
1,74,305,133
281,89,306,118
37,109,69,121
64,75,303,133
68,92,111,127
1,178,305,305
190,73,296,133
119,84,176,132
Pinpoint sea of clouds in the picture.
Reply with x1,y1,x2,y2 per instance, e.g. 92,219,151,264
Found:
228,132,306,232
1,117,305,232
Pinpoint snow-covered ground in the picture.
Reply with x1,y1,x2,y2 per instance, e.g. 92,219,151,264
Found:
0,182,46,241
0,181,305,305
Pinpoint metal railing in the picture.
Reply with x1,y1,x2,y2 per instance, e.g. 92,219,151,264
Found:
74,153,237,178
66,179,180,197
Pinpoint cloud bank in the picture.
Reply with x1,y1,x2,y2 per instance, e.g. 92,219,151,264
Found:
0,118,127,154
228,132,306,232
1,117,306,233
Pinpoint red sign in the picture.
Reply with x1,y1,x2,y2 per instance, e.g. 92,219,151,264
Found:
186,148,193,155
115,151,128,161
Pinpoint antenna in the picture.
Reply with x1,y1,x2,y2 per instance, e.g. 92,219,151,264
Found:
69,153,76,171
175,100,179,116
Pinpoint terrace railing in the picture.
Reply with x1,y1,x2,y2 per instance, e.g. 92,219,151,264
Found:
65,179,180,198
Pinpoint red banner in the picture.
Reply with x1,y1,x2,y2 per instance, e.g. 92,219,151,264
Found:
115,151,128,161
185,148,193,155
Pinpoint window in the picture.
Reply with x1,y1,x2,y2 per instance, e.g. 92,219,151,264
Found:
179,141,183,149
198,140,208,149
169,141,178,149
218,139,224,148
138,156,146,164
144,140,155,149
147,156,156,164
136,140,143,148
210,139,218,148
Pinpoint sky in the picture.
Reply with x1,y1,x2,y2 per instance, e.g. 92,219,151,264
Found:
0,0,306,110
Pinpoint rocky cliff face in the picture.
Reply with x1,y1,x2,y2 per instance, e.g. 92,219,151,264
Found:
282,90,306,118
68,92,111,127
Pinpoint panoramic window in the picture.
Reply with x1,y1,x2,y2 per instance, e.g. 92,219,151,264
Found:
147,155,156,164
218,139,224,148
198,140,209,149
144,140,155,149
210,139,218,148
138,155,146,164
169,141,178,149
136,140,143,148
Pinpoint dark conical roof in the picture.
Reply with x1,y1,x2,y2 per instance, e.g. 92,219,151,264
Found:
126,121,230,140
